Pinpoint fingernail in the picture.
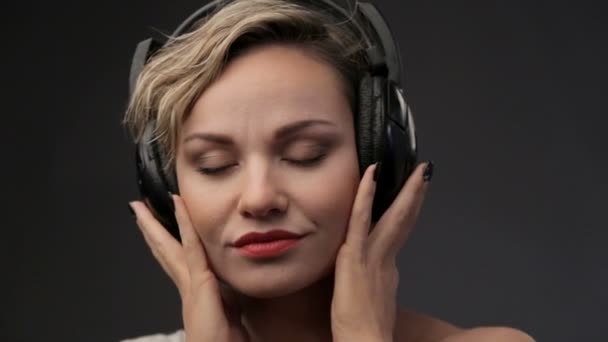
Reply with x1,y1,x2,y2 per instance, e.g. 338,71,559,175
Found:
373,162,382,182
127,202,136,218
168,192,175,212
423,161,434,182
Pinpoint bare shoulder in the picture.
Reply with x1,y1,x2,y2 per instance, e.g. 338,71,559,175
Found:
439,327,535,342
393,308,461,342
393,308,534,342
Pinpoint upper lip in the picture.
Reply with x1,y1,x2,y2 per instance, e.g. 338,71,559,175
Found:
232,230,304,247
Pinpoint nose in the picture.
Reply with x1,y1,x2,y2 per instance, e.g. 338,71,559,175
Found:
237,165,288,219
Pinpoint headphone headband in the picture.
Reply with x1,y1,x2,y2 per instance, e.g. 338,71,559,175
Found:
129,0,404,95
129,0,417,238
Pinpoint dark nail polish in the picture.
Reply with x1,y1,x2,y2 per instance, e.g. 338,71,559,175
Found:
128,203,136,218
423,161,434,182
168,192,175,212
373,162,382,182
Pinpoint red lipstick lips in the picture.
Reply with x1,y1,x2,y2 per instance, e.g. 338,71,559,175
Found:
233,230,303,258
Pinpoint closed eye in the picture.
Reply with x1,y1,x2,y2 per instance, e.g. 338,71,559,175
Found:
197,164,237,175
196,154,326,176
286,154,327,166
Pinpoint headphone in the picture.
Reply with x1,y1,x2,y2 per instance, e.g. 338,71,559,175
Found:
129,0,417,241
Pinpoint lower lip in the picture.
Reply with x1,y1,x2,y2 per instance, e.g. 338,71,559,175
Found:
237,238,301,258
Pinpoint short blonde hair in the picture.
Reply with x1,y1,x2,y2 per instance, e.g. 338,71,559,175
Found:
122,0,369,173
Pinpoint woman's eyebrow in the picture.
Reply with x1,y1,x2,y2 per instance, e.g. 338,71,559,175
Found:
183,119,337,145
183,132,233,145
274,119,337,141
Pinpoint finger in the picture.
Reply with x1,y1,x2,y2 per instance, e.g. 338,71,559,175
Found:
171,195,215,285
369,162,431,260
344,163,378,252
129,201,189,288
172,194,227,314
138,219,182,285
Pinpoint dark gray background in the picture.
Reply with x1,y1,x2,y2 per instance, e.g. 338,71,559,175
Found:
5,0,607,341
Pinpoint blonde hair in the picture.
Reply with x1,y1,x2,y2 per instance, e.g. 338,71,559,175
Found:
122,0,369,173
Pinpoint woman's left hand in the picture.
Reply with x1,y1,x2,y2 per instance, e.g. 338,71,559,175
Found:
331,161,433,342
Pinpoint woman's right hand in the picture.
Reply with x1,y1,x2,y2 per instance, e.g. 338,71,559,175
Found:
129,195,249,342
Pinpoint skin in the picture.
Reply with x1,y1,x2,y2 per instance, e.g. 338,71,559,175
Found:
176,43,361,300
128,44,534,342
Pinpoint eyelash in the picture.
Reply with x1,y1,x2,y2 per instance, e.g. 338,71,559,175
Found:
197,165,234,175
289,153,326,166
197,154,327,175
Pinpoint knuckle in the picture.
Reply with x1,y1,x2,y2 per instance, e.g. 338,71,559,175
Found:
383,265,399,290
377,253,397,269
352,204,369,223
393,208,414,226
339,244,365,263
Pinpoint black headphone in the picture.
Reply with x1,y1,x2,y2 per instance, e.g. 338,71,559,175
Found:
129,0,417,241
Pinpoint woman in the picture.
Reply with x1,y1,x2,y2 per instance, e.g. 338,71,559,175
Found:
123,0,534,341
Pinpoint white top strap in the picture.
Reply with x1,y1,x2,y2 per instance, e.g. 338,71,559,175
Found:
120,330,185,342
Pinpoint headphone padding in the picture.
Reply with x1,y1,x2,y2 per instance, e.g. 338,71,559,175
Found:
154,140,178,193
356,73,385,176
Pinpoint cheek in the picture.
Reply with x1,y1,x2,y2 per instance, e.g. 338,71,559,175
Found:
299,152,360,238
175,171,233,242
178,181,235,278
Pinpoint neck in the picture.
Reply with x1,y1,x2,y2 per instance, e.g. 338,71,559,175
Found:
238,275,335,342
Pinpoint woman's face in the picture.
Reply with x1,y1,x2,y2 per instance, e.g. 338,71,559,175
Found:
175,44,360,298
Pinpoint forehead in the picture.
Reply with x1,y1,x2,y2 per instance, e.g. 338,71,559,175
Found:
183,44,354,137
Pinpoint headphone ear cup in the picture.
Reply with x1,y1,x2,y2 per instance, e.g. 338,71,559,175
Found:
356,73,385,176
135,122,181,241
154,140,178,193
370,82,418,222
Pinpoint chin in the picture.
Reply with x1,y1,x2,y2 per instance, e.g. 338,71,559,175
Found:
219,258,335,299
233,278,307,299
